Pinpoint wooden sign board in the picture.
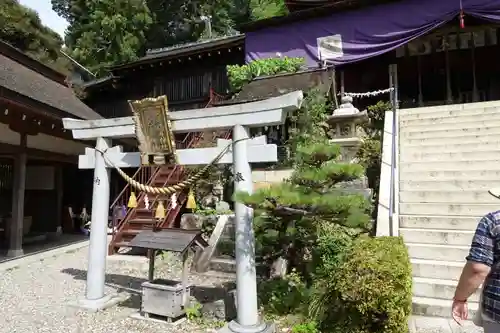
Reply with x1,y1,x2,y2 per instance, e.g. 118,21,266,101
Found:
128,228,208,252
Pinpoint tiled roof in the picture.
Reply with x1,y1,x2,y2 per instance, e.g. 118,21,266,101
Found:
0,41,102,120
112,34,244,71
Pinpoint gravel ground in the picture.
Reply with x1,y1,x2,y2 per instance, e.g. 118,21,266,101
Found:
0,247,234,333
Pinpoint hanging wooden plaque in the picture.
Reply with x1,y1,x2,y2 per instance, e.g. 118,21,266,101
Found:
129,95,178,165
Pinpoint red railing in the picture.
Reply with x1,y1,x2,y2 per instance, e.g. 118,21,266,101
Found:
112,133,200,242
206,88,225,107
150,131,204,228
110,88,228,241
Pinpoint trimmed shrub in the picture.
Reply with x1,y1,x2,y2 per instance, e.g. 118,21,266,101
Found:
258,270,309,315
310,236,412,333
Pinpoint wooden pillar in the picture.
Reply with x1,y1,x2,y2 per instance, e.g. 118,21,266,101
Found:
445,35,453,104
56,166,63,230
7,133,27,257
48,165,64,240
472,37,479,102
417,55,424,107
340,70,345,95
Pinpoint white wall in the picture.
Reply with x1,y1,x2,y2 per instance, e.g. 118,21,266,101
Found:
0,122,88,155
252,169,293,190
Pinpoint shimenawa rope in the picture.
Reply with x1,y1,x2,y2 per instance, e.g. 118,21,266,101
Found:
95,138,248,194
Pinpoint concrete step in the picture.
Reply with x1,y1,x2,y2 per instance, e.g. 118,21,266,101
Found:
400,160,500,172
401,119,500,132
413,277,480,302
400,101,500,116
412,296,478,318
400,180,500,191
400,170,500,182
407,243,470,262
402,132,500,146
400,202,498,216
402,141,500,155
411,259,464,281
400,149,500,163
400,215,480,230
400,110,500,126
400,126,500,139
401,228,474,246
400,190,497,204
209,257,236,273
209,257,268,276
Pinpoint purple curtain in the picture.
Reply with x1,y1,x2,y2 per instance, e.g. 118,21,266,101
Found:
245,0,500,67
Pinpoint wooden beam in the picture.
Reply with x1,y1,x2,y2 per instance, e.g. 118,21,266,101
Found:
0,100,72,140
0,141,77,164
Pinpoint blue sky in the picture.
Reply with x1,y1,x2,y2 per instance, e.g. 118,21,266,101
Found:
19,0,68,38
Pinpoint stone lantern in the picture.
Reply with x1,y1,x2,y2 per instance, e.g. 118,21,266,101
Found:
327,95,371,198
327,95,369,162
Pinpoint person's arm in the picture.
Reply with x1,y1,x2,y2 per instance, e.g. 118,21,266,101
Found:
454,261,490,301
454,215,494,302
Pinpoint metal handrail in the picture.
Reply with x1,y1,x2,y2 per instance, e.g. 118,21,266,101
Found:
388,64,399,237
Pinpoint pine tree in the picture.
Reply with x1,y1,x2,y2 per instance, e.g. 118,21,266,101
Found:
236,90,371,277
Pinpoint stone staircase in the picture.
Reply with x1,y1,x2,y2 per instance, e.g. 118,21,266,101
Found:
398,102,500,319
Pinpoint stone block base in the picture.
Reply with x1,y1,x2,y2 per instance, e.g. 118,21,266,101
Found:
6,248,24,258
67,292,129,312
219,321,275,333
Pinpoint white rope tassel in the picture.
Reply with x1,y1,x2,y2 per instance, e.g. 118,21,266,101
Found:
171,193,177,209
144,194,150,210
341,87,394,98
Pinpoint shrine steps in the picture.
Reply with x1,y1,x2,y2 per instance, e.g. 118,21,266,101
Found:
382,101,500,323
108,164,188,254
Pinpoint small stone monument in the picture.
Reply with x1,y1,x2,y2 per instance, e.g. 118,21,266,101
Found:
200,182,231,212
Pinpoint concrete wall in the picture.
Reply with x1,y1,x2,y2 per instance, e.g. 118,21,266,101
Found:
252,169,293,190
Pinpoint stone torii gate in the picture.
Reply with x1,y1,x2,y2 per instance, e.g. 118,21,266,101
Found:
62,91,303,333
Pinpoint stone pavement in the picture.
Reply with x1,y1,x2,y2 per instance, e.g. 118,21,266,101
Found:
410,316,483,333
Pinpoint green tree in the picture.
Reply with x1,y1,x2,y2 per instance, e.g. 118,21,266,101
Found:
144,0,247,50
236,90,371,278
51,0,153,77
249,0,288,20
0,0,70,73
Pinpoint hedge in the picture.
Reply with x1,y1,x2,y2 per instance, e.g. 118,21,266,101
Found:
310,236,412,333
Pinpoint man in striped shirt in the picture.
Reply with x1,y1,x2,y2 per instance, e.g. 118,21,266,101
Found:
453,197,500,331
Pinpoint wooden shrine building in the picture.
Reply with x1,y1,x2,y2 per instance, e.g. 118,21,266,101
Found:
240,0,500,110
83,34,245,118
0,40,102,258
81,35,246,252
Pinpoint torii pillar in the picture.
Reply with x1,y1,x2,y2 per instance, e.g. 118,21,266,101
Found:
62,91,303,333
